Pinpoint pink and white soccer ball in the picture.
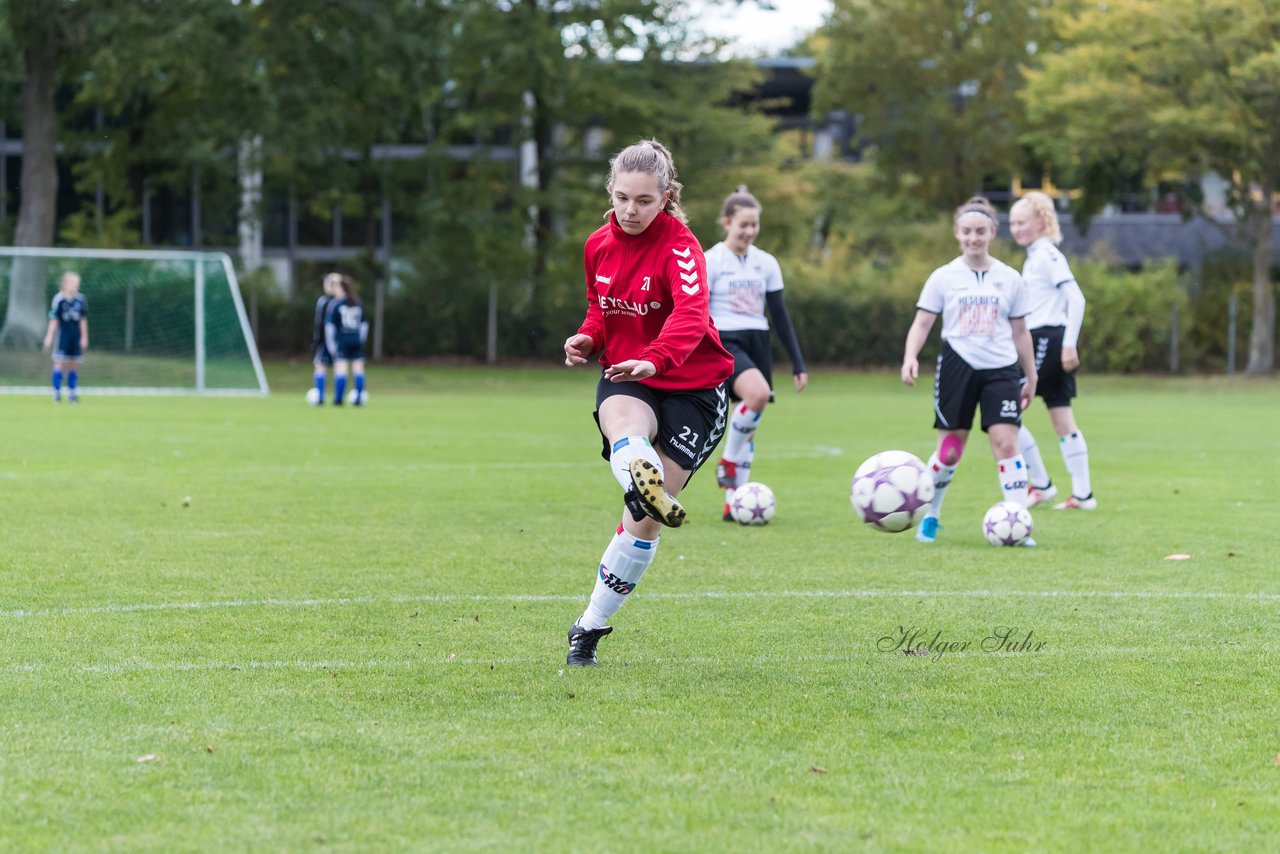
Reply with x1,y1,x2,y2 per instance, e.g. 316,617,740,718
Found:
982,501,1034,546
850,450,935,533
728,481,776,526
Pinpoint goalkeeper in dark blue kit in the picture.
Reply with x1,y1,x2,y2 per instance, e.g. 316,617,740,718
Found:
309,273,339,405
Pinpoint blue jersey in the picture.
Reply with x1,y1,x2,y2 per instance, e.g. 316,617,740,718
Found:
51,293,88,340
325,297,368,359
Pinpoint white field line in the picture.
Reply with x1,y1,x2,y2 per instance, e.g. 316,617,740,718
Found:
0,446,845,480
3,587,1280,621
5,646,1210,676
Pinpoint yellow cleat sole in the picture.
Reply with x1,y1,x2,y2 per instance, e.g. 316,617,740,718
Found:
628,459,687,528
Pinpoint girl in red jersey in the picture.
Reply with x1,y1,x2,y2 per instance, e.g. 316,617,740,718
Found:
562,139,733,666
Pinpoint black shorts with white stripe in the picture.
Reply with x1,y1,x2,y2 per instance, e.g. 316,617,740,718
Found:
593,376,729,478
1030,325,1077,408
932,342,1022,433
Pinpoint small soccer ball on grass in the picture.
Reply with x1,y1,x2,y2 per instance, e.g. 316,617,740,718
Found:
347,389,368,406
305,387,321,406
983,501,1034,546
728,481,776,526
850,450,935,533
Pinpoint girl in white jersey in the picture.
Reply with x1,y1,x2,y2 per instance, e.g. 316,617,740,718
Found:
901,196,1038,544
1008,192,1095,510
706,186,808,520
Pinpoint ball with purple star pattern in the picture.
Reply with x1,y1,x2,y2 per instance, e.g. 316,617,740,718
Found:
728,481,776,526
850,450,935,533
982,501,1034,546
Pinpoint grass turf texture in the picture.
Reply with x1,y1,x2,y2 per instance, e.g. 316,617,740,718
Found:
1,365,1277,851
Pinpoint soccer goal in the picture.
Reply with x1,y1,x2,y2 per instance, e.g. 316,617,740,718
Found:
0,247,268,396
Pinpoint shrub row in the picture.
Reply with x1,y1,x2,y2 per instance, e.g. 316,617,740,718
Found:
244,239,1269,374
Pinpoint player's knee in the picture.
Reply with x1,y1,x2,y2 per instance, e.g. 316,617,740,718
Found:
990,436,1019,459
938,433,965,466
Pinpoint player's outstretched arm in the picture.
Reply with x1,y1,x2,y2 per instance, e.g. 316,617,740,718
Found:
603,359,656,382
564,333,595,367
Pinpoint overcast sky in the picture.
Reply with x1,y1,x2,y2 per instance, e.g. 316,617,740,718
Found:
693,0,834,57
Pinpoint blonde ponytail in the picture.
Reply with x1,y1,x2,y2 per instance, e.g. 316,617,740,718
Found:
1011,191,1063,244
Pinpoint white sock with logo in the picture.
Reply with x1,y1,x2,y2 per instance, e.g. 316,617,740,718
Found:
608,435,662,492
1018,426,1051,490
723,403,761,469
577,524,659,630
997,455,1030,507
1059,431,1092,498
925,452,957,519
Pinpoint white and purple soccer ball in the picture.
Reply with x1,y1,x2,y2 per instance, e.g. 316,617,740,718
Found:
983,501,1034,546
305,387,322,406
850,450,935,533
347,388,368,406
728,481,776,526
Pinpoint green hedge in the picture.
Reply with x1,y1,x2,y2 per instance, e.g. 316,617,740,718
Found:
248,222,1269,375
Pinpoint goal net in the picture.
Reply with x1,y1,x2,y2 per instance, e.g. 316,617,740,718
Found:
0,247,268,395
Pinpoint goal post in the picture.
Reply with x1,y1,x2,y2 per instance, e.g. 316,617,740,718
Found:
0,247,269,396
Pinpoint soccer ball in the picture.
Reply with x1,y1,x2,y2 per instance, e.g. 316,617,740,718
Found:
347,389,368,406
728,481,776,526
305,387,322,406
850,450,935,533
983,501,1034,546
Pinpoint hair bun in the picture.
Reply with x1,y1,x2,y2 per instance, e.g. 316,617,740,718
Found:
735,184,750,194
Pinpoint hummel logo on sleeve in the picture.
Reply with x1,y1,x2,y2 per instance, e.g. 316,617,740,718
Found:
679,272,698,284
676,258,696,271
671,247,691,258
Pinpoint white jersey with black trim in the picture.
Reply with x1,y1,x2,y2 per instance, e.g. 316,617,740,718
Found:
706,242,783,333
1022,236,1085,348
917,256,1029,370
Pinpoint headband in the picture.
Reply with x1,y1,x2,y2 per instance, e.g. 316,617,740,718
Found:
956,205,997,225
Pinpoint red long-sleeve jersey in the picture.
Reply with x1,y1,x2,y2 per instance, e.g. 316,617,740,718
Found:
578,211,733,392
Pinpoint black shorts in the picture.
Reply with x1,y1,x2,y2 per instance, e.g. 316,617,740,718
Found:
333,341,364,361
54,334,83,362
932,342,1023,433
719,329,775,403
313,344,333,367
1030,325,1077,408
594,376,728,476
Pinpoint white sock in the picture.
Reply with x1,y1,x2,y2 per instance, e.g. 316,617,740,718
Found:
925,452,957,519
997,455,1030,507
736,442,753,488
1059,431,1092,498
577,525,659,630
722,403,761,466
1018,426,1051,490
608,435,662,492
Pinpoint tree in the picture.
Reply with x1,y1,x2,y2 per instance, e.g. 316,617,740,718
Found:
813,0,1054,208
1021,0,1279,375
0,1,83,347
428,0,774,357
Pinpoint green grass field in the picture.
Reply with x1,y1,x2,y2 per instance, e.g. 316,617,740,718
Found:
2,364,1277,851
